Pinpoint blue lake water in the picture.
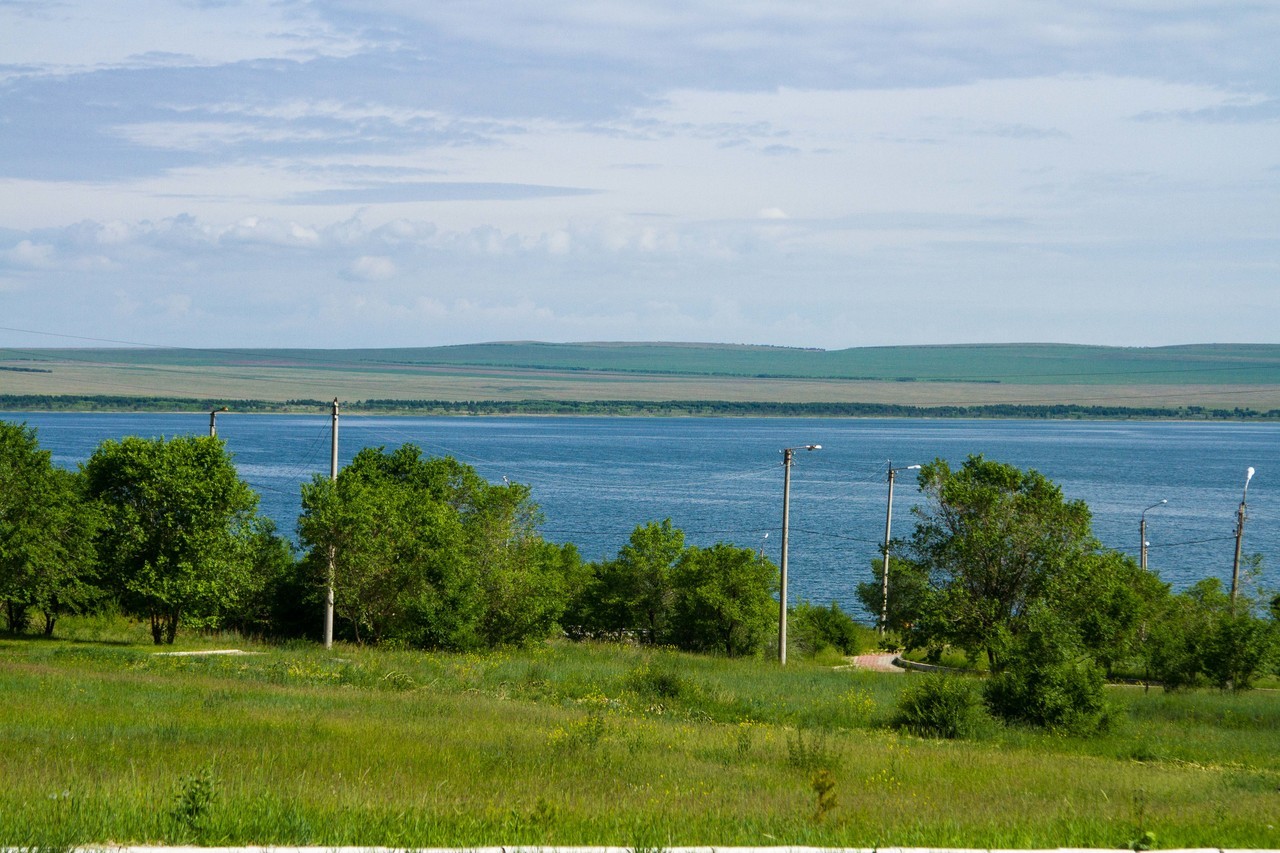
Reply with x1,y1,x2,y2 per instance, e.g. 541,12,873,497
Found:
6,412,1277,619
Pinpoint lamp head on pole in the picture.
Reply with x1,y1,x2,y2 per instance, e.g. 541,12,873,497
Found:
1243,466,1255,501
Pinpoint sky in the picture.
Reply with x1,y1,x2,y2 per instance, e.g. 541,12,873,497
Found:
1,1,1279,351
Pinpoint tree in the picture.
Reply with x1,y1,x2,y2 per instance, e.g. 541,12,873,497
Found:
298,444,577,649
24,468,103,636
903,455,1099,670
1048,548,1169,677
0,422,102,635
219,518,299,638
567,520,685,642
668,542,777,656
615,519,684,643
84,435,263,644
855,553,930,638
1145,578,1277,690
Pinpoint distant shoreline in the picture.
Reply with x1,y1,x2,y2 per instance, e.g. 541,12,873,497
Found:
3,394,1278,421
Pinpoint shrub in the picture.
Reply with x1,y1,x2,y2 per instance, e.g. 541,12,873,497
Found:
1144,579,1278,690
983,607,1111,735
1203,612,1277,690
892,674,989,739
790,600,863,657
627,660,687,700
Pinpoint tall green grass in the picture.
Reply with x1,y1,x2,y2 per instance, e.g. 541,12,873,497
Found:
1,617,1277,848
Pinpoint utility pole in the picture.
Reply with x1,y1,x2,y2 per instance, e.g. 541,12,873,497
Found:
324,398,339,649
1140,499,1166,572
779,448,793,666
778,444,820,665
880,462,920,636
1231,466,1255,612
209,406,227,437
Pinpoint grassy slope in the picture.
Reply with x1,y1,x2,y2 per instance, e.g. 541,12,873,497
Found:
9,341,1280,383
2,618,1278,848
4,342,1280,410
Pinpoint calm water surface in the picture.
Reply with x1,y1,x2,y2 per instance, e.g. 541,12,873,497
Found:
8,412,1277,619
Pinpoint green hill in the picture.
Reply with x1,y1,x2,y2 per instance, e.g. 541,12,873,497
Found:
7,341,1280,385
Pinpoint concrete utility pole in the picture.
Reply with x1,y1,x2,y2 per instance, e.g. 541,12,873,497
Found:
778,444,820,665
1231,466,1255,612
324,398,339,649
209,406,227,437
880,462,920,635
1140,499,1166,572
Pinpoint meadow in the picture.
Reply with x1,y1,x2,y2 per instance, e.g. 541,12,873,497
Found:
2,616,1277,849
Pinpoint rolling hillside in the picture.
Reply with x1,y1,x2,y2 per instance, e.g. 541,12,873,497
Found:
3,342,1280,414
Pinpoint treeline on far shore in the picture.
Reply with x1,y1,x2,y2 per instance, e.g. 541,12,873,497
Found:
3,393,1279,420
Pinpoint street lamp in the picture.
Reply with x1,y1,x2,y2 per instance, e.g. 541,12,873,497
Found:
1140,499,1166,572
778,444,821,665
1231,466,1255,611
209,406,228,437
880,462,920,635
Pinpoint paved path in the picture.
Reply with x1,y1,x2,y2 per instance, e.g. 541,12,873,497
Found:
838,652,907,673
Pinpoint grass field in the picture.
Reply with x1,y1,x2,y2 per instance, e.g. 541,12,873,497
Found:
2,616,1277,848
4,342,1280,412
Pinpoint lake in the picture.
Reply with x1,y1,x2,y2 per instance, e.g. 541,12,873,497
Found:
6,412,1277,618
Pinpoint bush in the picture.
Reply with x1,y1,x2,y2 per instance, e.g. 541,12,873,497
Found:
1203,612,1277,690
892,674,989,739
1144,579,1278,691
790,600,863,657
983,607,1111,735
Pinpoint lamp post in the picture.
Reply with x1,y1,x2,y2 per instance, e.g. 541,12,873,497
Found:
778,444,821,665
1231,466,1255,611
1140,499,1166,572
880,462,920,635
208,406,228,437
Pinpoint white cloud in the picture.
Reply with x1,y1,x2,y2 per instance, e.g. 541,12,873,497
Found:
345,255,397,280
0,0,366,74
3,240,56,268
2,2,1280,349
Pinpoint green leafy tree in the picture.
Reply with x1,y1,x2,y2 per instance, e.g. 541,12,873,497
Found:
855,553,930,638
668,542,778,656
24,468,103,636
904,456,1100,670
616,518,684,643
567,519,685,642
0,422,102,635
220,518,299,638
299,462,473,646
84,435,263,644
299,444,575,649
1146,578,1277,690
1049,549,1170,677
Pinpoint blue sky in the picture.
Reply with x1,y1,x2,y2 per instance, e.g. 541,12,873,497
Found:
2,1,1278,350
